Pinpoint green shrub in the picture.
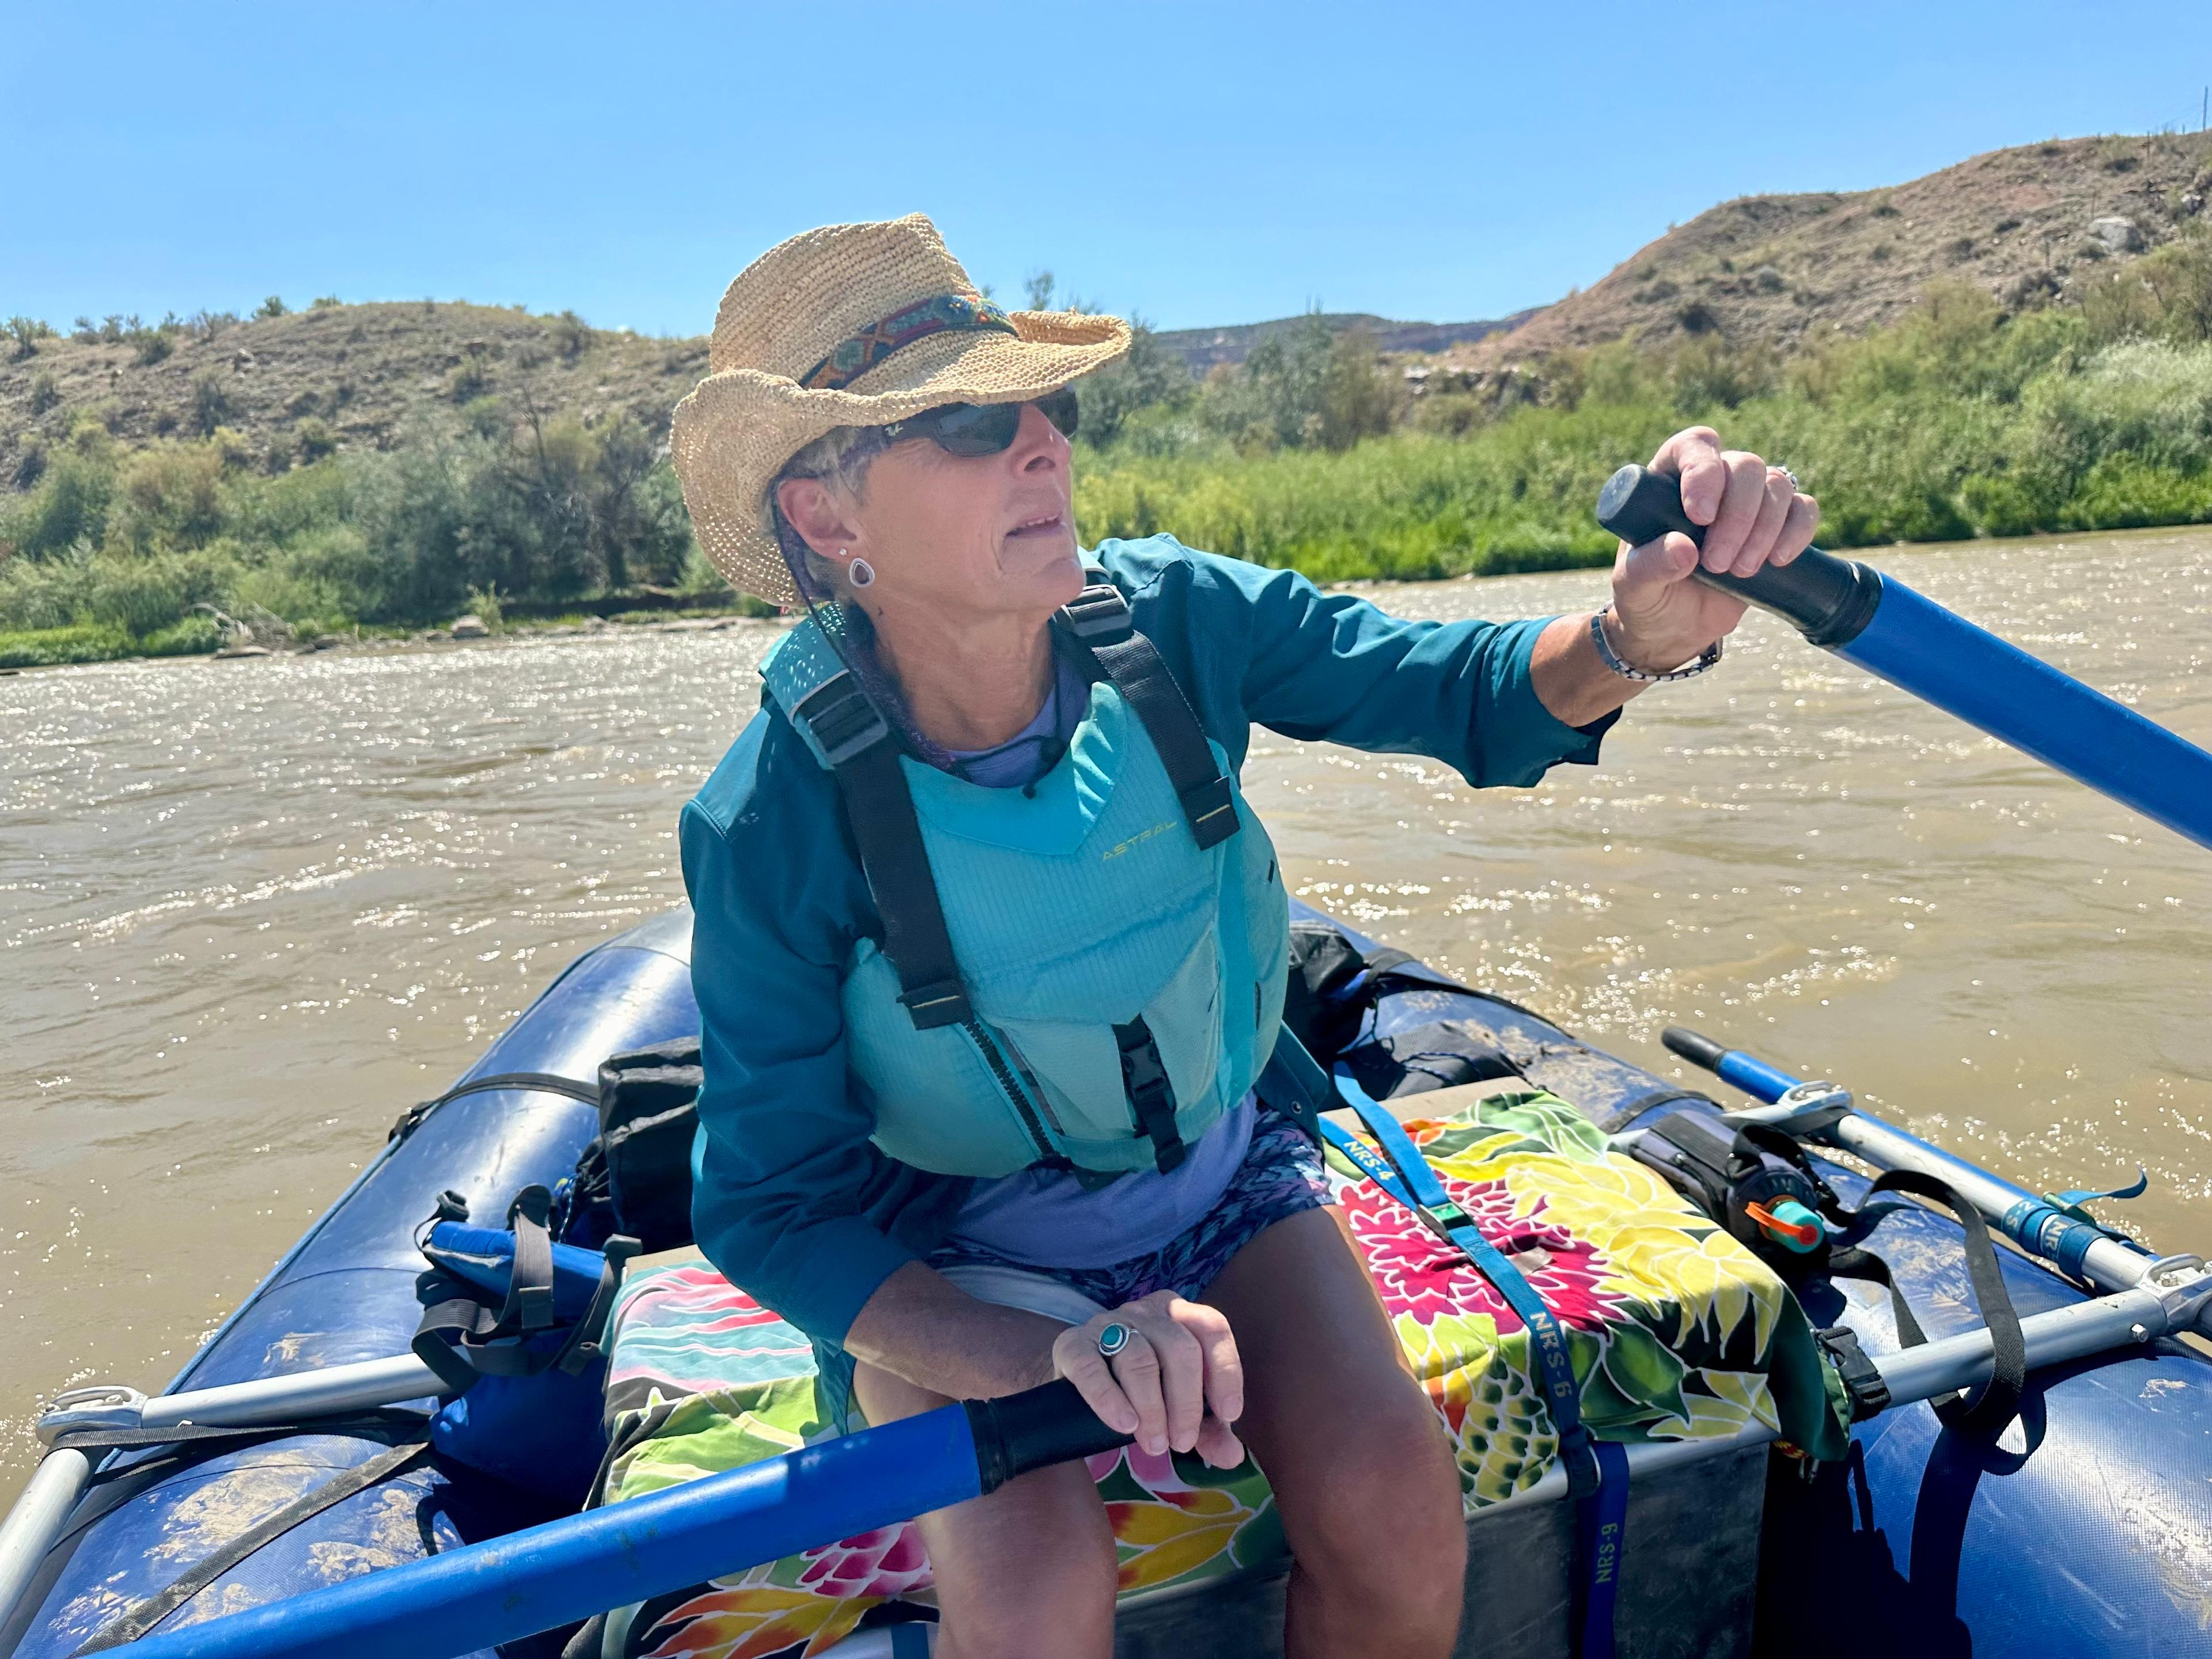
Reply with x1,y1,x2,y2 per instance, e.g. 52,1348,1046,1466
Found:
228,560,347,626
2060,453,2212,529
1,438,116,560
463,582,505,630
0,623,130,669
257,296,287,319
137,615,224,656
548,311,589,359
107,442,230,555
12,440,46,491
6,316,54,359
85,546,243,635
28,368,60,415
190,370,233,437
0,542,96,629
1073,324,1191,446
294,416,338,463
447,354,493,402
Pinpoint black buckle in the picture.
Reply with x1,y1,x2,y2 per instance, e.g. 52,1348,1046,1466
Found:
793,673,891,768
897,978,973,1030
1114,1019,1187,1173
1059,584,1133,644
1178,775,1239,849
1815,1325,1891,1421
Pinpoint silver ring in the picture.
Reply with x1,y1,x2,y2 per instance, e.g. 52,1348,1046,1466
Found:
1771,464,1799,489
1096,1322,1131,1359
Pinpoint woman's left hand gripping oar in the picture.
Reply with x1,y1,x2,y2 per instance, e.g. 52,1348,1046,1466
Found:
1052,1290,1247,1469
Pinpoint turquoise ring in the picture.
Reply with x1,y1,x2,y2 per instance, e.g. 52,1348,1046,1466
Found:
1096,1321,1132,1359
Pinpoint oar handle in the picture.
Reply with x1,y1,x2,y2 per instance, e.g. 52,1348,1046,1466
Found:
1660,1025,1797,1103
966,1379,1135,1493
1596,464,1884,647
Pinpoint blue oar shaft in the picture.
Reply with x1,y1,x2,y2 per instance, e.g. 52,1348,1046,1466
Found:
1835,580,2212,850
1596,465,2212,851
118,1381,1127,1659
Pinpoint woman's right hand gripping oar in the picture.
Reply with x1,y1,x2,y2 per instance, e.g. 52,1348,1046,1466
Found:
1052,1291,1247,1468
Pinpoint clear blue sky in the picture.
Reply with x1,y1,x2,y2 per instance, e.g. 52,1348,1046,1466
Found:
6,1,2207,338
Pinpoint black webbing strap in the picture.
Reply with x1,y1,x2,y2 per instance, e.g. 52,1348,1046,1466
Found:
389,1070,602,1143
503,1185,558,1332
72,1437,431,1653
411,1256,637,1397
791,672,974,1031
1827,1168,2027,1442
1055,582,1239,850
1113,1017,1187,1174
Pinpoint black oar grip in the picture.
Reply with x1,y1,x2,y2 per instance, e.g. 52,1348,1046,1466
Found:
1661,1025,1730,1074
1594,464,1884,647
967,1380,1135,1494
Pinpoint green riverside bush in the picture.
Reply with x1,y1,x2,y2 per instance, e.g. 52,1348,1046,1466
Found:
9,252,2212,667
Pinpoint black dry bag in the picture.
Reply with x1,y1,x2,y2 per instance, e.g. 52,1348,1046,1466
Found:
566,1037,702,1254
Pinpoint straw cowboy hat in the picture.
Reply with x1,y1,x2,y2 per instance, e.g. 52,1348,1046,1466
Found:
670,214,1131,608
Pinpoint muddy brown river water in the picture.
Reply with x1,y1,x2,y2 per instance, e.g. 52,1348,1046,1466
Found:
3,525,2208,1495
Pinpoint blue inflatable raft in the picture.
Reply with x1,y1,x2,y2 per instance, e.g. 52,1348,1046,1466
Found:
1,898,2205,1659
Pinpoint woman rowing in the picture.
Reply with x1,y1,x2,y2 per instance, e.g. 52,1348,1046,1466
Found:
669,214,1816,1659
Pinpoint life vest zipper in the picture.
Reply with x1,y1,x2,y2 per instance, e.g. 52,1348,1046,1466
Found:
961,1019,1065,1166
990,1029,1070,1140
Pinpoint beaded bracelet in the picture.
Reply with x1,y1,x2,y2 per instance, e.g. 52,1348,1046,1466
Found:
1589,608,1724,683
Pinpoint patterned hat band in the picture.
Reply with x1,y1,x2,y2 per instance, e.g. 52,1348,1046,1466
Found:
799,294,1020,392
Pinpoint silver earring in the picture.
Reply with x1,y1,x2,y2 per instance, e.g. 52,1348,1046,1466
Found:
846,556,875,589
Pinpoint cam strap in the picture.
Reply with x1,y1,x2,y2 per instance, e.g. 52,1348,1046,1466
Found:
1317,1077,1626,1659
1825,1166,2027,1444
791,672,974,1031
1055,579,1239,850
72,1435,432,1653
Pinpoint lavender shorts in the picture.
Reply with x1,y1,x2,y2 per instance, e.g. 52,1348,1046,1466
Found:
927,1111,1332,1306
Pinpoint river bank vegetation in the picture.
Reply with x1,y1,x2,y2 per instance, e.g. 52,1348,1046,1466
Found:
6,231,2212,668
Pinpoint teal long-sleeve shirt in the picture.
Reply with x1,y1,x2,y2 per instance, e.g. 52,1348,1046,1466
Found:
678,535,1615,1345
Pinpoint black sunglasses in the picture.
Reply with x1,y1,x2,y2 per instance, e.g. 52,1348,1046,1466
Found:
880,387,1079,456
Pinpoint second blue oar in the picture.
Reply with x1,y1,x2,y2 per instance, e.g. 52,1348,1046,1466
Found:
1596,464,2212,851
117,1380,1130,1659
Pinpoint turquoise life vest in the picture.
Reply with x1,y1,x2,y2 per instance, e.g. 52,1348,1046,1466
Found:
758,585,1290,1179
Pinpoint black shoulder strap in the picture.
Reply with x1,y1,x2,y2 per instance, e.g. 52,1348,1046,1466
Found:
1055,579,1240,850
790,672,975,1031
783,589,1237,1039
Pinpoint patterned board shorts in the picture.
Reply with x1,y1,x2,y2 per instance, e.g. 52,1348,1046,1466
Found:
816,1112,1332,1429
